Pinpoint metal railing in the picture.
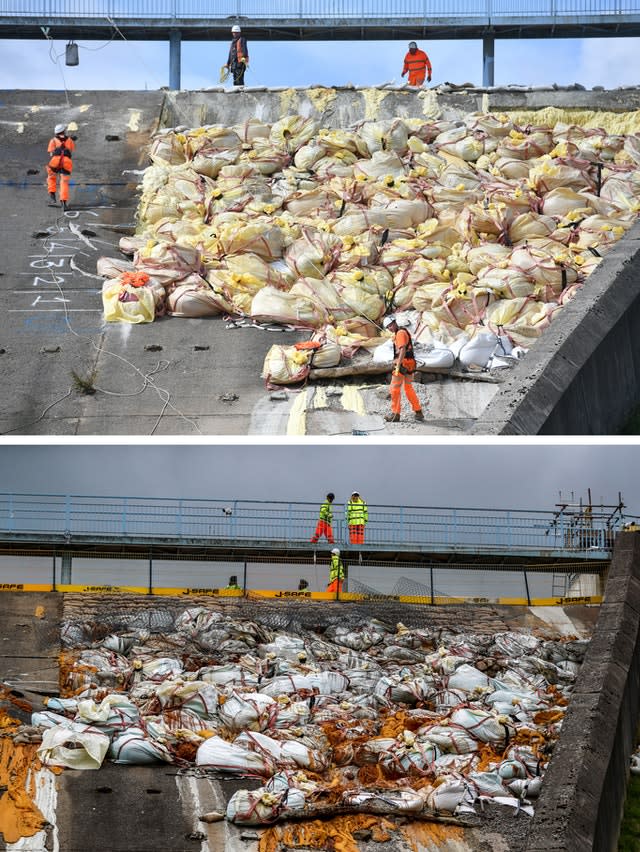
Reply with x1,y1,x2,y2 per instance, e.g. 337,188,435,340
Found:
0,1,638,17
0,492,624,557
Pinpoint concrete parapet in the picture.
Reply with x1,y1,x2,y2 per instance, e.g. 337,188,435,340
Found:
524,532,640,852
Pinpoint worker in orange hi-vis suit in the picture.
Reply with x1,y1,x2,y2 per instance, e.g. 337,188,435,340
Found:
47,123,76,210
383,315,425,424
401,41,432,86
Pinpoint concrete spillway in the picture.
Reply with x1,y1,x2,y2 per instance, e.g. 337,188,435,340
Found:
1,85,639,435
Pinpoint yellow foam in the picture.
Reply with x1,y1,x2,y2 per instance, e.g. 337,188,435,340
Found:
341,385,366,415
307,87,337,115
506,107,640,135
362,88,389,121
286,388,309,435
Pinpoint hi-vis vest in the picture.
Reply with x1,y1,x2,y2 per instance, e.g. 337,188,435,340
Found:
329,553,345,581
48,135,75,174
346,498,368,526
319,499,333,523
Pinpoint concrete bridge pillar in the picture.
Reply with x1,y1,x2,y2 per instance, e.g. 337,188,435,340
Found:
169,29,181,90
61,550,72,585
483,34,495,87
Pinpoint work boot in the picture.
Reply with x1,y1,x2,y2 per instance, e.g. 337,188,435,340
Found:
49,192,56,202
414,409,425,422
61,200,68,211
385,413,400,422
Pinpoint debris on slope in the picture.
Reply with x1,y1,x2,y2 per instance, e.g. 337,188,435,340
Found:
98,110,640,382
12,606,589,844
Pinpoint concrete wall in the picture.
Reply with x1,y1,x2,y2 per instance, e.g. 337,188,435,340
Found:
160,85,640,129
524,532,640,852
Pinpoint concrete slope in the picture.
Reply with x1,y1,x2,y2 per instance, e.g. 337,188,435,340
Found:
0,89,301,436
2,87,640,435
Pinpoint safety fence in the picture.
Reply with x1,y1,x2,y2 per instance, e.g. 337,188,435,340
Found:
0,548,608,605
0,493,622,558
1,1,637,18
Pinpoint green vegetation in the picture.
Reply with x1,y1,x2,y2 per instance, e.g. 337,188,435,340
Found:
619,773,640,851
70,368,98,395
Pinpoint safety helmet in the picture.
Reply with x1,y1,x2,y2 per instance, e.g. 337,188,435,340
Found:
351,491,360,497
382,315,396,329
231,24,241,33
54,123,67,135
331,548,340,555
408,41,417,49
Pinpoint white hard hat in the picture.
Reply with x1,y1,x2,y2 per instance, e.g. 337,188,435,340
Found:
231,24,241,33
54,123,67,135
382,315,396,329
331,548,340,554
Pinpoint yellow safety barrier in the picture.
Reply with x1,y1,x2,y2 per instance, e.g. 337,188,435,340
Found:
0,585,603,606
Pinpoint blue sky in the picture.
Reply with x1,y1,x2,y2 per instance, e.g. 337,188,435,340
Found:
2,35,639,90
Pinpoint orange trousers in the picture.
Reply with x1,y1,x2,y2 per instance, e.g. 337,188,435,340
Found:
390,371,421,415
311,520,334,543
349,524,365,545
408,70,426,86
47,168,71,201
327,578,343,594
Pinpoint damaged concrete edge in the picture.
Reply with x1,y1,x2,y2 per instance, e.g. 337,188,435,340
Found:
471,221,640,436
523,532,640,852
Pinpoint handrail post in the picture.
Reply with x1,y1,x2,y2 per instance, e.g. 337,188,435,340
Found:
231,500,238,540
122,497,128,535
523,567,531,606
177,499,182,537
430,564,434,605
399,506,404,545
65,494,71,535
148,548,153,595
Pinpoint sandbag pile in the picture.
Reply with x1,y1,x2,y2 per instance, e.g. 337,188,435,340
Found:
17,607,588,828
99,111,640,381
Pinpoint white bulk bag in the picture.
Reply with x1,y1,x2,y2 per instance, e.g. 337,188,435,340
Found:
109,727,173,764
195,735,269,774
217,691,277,731
38,723,110,770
